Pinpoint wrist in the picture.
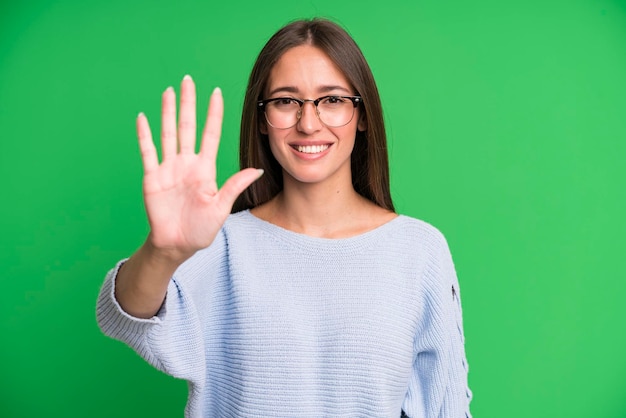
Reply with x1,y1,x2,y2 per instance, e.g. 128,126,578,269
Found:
141,236,195,267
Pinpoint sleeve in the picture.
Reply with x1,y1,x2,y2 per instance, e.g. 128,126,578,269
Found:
402,231,472,418
95,231,228,386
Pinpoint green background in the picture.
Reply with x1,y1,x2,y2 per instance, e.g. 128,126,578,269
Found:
1,0,625,416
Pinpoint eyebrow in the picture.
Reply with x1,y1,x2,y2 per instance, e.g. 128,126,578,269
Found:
267,85,352,97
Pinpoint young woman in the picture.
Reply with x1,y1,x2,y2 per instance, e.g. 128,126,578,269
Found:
97,18,472,417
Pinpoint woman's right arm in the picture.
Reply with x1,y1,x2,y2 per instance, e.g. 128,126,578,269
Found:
115,75,262,319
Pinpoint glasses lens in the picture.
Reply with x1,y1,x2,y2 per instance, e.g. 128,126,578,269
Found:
265,99,300,129
264,97,356,129
317,96,356,127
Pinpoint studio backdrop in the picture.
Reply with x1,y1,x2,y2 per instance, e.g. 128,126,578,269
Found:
1,0,625,417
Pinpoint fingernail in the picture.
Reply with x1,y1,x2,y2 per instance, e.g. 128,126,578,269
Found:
256,169,264,178
183,74,192,81
137,112,145,118
213,87,222,95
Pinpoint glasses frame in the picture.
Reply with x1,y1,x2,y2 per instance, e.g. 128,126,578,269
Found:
257,95,363,129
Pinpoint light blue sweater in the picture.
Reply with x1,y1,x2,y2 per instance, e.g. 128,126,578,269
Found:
96,210,472,417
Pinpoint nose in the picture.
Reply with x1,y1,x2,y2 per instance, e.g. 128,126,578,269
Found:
296,101,322,133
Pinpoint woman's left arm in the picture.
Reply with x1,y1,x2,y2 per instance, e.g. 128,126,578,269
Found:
402,232,472,418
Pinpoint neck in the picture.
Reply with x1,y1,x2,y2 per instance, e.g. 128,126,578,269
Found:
286,176,359,223
255,171,381,238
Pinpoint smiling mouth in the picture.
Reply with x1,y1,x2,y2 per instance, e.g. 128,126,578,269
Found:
293,144,330,154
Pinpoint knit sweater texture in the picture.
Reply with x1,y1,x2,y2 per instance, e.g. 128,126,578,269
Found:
96,210,472,417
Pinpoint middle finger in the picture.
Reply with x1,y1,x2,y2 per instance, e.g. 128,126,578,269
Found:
178,75,197,154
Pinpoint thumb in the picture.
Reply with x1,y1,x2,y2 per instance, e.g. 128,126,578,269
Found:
216,168,264,212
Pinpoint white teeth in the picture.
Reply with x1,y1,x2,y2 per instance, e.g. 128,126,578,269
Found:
296,144,330,154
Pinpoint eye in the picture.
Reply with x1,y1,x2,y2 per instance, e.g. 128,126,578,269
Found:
271,98,299,108
322,96,347,105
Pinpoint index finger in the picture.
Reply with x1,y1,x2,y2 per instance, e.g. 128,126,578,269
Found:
199,87,223,163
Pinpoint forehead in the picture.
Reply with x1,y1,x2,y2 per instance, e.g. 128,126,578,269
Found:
266,44,352,95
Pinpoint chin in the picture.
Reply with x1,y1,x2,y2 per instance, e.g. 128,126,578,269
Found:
284,166,349,188
287,173,330,185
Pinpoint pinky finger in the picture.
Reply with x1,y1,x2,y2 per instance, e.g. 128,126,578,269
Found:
137,112,159,174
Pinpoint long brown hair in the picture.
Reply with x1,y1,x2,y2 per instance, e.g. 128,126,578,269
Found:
232,18,394,213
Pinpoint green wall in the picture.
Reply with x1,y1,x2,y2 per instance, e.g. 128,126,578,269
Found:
1,0,625,416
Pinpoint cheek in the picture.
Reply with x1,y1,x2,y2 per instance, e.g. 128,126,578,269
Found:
267,133,288,161
337,124,359,146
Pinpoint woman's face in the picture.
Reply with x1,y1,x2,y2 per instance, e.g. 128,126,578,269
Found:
261,44,366,189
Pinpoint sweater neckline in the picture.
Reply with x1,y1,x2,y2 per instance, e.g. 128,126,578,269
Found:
236,209,406,245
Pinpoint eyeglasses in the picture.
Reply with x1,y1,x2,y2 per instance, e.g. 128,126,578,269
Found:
257,95,362,129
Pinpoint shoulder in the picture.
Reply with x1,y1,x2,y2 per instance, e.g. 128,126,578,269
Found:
387,214,450,250
176,212,256,271
387,215,458,288
220,210,278,250
225,209,253,227
223,209,263,237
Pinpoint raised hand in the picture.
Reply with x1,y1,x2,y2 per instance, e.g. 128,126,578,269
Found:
113,76,262,318
137,75,262,261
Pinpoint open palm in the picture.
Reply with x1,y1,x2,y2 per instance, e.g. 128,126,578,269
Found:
137,76,261,259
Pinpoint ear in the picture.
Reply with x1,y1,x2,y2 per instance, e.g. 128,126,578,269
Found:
259,119,268,135
357,113,367,132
